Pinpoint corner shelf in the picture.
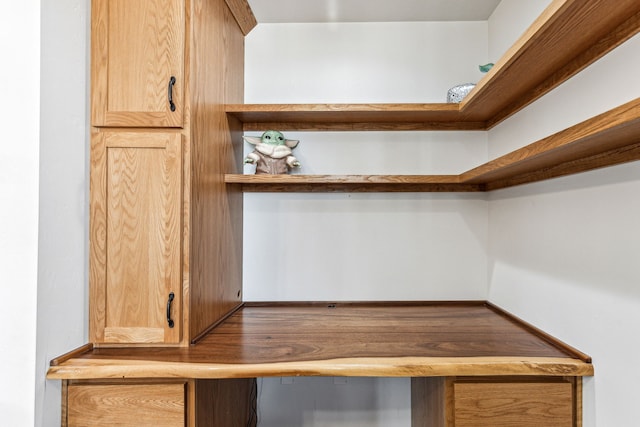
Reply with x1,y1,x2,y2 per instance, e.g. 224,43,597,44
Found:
463,97,640,190
226,98,640,192
227,0,640,132
225,0,640,192
460,0,640,127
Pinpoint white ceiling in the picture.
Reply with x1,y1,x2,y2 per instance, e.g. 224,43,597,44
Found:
248,0,502,23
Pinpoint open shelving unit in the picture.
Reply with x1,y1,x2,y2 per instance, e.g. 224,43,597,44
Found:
49,2,640,424
226,98,640,192
225,0,640,193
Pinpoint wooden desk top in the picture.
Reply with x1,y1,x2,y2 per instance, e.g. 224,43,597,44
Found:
47,302,593,379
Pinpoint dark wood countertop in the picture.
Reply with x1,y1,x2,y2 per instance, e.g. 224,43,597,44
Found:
48,301,593,380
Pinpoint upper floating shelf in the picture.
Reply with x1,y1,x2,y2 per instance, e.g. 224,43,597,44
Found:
227,0,640,132
226,103,484,131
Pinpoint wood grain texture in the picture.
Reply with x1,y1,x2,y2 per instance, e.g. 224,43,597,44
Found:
461,0,640,126
48,355,593,380
224,0,257,35
92,0,185,127
453,381,573,426
461,97,640,189
411,376,581,427
575,377,583,427
227,98,640,193
225,174,485,192
226,103,485,131
486,141,640,191
89,130,107,343
187,0,245,342
412,377,446,427
89,0,246,346
194,379,256,427
90,131,182,344
483,8,640,129
51,344,95,368
49,302,593,379
61,381,69,427
67,382,186,426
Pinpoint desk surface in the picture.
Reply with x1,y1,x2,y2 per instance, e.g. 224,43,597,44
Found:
47,301,593,379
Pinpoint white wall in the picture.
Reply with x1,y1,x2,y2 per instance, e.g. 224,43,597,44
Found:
487,18,640,427
35,1,90,426
244,22,490,303
244,21,490,426
488,0,550,62
1,3,87,426
246,22,490,104
0,2,40,426
257,377,411,426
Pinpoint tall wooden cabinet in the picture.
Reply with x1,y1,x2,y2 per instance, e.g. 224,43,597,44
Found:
89,0,251,346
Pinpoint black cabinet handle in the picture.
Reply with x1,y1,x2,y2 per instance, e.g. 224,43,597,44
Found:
167,292,175,328
168,76,176,112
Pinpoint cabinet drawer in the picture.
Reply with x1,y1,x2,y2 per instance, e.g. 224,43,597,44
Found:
66,382,186,426
453,380,574,427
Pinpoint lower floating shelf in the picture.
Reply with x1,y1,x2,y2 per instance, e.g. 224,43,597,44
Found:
224,174,483,192
47,301,593,380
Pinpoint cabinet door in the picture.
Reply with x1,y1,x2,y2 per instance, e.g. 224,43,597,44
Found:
453,381,574,427
90,131,182,344
412,377,577,427
67,382,186,426
92,0,185,127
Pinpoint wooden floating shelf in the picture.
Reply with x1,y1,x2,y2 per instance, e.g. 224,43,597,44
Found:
226,98,640,192
226,103,485,131
460,0,640,127
225,174,483,192
464,97,640,190
47,302,593,380
227,0,640,132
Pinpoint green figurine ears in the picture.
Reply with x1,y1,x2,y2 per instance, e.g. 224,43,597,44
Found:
479,63,494,73
243,130,299,149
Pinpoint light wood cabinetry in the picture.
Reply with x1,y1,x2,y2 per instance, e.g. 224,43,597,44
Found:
412,376,580,427
90,131,183,344
65,381,187,426
63,379,256,427
88,0,251,346
91,0,185,128
453,380,574,427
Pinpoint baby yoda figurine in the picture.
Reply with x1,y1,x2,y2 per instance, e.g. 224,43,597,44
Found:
243,130,301,174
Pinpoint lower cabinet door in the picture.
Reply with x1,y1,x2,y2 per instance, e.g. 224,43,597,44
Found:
66,382,186,427
411,376,579,427
453,379,574,427
90,130,183,344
